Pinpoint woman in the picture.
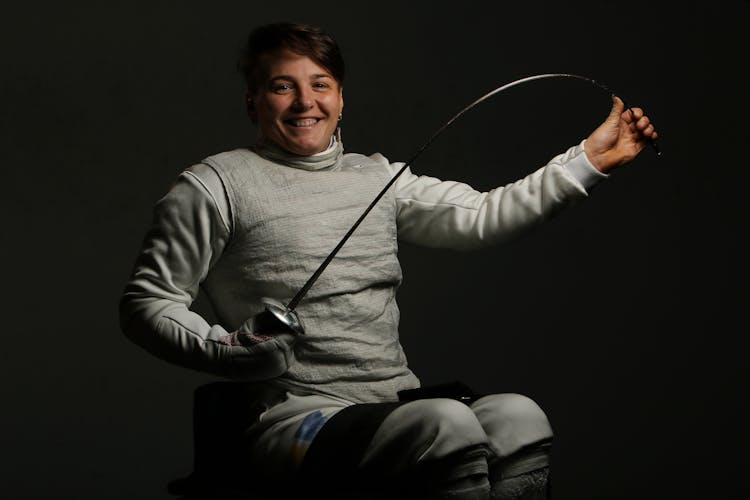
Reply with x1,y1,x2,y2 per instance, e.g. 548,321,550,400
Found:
120,22,657,500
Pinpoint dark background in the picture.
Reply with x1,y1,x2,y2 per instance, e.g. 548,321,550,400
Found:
2,1,747,498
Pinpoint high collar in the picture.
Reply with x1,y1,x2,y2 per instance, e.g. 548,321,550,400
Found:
252,136,343,171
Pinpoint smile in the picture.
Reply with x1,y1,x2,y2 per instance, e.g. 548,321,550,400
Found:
285,118,321,127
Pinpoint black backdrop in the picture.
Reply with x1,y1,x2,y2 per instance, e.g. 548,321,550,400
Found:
2,1,747,499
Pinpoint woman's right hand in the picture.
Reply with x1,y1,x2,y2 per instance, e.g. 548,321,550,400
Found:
211,316,298,380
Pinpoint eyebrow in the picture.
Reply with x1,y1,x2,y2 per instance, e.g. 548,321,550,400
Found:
268,73,333,82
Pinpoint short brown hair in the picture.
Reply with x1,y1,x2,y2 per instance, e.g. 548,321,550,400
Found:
238,22,345,93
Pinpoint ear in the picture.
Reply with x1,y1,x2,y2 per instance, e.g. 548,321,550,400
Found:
338,87,344,116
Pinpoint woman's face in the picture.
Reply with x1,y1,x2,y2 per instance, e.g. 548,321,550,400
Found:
249,49,344,156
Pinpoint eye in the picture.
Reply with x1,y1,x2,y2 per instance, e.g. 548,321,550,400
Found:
271,82,293,94
313,81,330,90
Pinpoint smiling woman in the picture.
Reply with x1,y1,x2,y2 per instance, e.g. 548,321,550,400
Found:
247,49,344,156
240,23,345,156
119,21,658,500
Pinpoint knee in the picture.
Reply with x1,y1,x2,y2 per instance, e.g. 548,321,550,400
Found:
364,398,488,469
414,398,488,460
471,393,553,458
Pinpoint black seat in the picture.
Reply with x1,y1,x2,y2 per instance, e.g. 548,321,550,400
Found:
167,381,267,499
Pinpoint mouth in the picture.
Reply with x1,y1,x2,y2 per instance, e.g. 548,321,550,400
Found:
284,117,322,128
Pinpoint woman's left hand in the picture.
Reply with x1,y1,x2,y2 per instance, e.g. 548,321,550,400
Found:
584,95,658,173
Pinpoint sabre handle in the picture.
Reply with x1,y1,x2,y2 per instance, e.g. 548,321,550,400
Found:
253,298,305,336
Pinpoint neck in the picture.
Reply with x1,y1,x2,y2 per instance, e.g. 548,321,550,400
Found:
253,135,343,171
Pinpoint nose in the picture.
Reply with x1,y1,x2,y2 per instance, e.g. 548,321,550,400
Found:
292,86,314,111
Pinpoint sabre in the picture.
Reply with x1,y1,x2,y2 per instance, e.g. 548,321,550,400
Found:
253,73,661,336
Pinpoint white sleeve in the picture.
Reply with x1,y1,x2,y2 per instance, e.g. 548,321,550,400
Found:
389,141,605,250
118,167,295,380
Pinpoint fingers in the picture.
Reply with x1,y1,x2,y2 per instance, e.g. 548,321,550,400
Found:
617,101,655,134
611,96,655,132
621,105,658,141
218,332,241,345
633,113,658,140
237,332,275,346
641,123,657,139
232,330,297,349
631,113,649,131
622,106,643,123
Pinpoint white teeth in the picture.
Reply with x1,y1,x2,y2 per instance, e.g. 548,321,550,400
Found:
290,119,318,127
